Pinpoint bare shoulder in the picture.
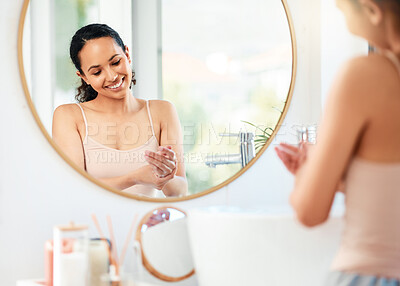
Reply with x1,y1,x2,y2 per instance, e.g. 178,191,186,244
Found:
53,103,82,125
54,103,80,115
148,99,177,115
332,54,399,104
339,54,399,85
148,99,176,109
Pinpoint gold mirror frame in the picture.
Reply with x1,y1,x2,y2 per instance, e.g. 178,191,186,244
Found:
135,206,194,282
17,0,297,202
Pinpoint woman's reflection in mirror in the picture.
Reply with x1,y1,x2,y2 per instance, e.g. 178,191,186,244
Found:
144,209,171,229
52,24,187,197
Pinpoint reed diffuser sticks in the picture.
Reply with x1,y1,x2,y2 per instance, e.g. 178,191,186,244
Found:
91,213,139,279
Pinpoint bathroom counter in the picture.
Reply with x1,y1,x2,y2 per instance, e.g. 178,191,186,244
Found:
16,280,44,286
16,279,164,286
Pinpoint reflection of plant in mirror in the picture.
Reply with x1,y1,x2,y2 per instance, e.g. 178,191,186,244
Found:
242,121,274,151
240,85,287,151
241,98,285,151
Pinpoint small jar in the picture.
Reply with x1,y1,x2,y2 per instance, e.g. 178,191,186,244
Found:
297,125,317,144
53,222,89,286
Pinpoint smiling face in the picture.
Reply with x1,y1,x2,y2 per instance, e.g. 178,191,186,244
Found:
77,37,132,100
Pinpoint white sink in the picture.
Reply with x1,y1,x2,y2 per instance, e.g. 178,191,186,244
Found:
188,206,343,286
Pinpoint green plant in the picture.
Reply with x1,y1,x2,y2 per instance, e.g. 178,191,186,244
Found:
241,120,274,151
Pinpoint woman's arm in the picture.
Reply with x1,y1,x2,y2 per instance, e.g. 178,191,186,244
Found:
147,100,188,197
52,104,86,170
98,164,174,190
289,58,372,227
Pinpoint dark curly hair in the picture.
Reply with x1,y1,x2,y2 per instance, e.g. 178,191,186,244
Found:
70,23,136,103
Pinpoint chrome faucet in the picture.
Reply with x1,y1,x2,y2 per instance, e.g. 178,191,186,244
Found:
205,132,256,168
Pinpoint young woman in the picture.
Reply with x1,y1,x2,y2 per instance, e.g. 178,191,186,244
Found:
52,24,187,198
276,0,400,284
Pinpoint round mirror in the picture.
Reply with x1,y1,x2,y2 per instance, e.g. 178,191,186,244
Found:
135,207,194,282
18,0,296,201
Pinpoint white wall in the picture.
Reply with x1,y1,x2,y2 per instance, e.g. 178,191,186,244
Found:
0,0,366,286
321,0,368,107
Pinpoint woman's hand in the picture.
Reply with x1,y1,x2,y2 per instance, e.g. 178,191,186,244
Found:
275,142,346,193
275,142,309,175
132,165,174,190
145,146,177,178
144,209,171,228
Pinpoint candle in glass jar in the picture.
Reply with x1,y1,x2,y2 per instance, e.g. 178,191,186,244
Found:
58,252,88,286
89,239,109,286
53,222,89,286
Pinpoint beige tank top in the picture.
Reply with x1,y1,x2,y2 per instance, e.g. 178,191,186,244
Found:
331,51,400,278
331,158,400,278
76,101,165,198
